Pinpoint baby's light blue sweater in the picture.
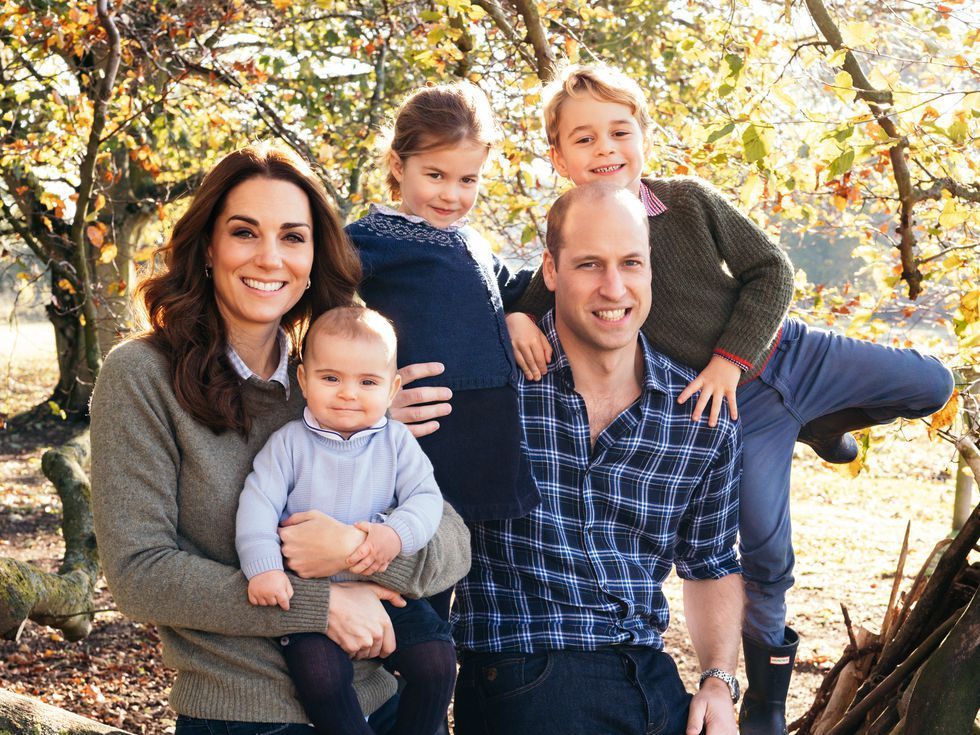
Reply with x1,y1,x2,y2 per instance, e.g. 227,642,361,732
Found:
235,413,443,580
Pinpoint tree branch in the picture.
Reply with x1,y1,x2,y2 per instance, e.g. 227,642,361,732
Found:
913,178,980,204
509,0,557,81
68,0,122,378
803,0,924,298
473,0,539,73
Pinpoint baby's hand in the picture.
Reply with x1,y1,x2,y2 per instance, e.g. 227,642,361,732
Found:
506,312,552,381
247,570,294,610
346,522,403,576
677,354,742,427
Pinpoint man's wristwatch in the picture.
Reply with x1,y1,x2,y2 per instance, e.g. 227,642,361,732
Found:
699,668,740,703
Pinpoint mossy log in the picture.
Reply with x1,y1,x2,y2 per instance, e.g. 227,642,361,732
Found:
0,688,130,735
0,434,99,641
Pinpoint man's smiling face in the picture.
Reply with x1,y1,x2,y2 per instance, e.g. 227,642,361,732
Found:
543,191,652,360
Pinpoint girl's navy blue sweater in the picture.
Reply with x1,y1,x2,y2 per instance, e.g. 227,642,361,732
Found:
347,209,533,390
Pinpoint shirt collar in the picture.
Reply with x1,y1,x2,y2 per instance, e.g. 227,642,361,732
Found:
639,181,668,217
539,310,672,396
371,203,470,231
226,328,291,398
302,407,388,442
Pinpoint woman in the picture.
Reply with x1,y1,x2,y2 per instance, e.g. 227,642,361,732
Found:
90,143,470,734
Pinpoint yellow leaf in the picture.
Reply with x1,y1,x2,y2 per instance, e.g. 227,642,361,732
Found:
272,0,291,9
57,278,76,295
740,171,764,210
938,197,969,228
841,21,875,48
927,390,959,439
833,71,856,103
826,48,848,68
99,244,117,264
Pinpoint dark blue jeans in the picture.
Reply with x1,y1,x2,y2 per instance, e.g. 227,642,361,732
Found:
453,647,693,735
174,718,312,735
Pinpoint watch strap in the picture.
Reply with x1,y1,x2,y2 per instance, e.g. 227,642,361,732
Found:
699,667,740,704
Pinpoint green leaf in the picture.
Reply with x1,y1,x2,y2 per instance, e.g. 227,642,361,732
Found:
725,53,743,77
742,124,768,163
827,147,855,179
420,10,442,22
706,122,735,144
521,224,537,245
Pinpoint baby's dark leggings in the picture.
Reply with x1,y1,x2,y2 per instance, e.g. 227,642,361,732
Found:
280,599,456,735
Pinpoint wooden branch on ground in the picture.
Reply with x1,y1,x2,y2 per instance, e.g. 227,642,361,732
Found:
865,502,979,688
899,587,980,735
0,434,98,642
0,688,130,735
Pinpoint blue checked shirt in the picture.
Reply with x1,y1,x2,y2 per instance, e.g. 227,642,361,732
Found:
453,311,741,652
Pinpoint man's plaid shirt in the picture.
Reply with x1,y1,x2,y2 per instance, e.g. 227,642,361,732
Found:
454,311,741,652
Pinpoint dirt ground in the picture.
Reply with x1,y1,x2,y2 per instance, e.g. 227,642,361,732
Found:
0,320,968,733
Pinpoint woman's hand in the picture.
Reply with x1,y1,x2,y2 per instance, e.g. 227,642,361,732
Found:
279,510,366,578
677,355,742,427
389,362,453,438
326,582,406,659
506,312,552,381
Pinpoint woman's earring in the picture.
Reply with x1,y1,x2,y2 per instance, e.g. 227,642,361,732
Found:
204,265,212,279
306,278,311,290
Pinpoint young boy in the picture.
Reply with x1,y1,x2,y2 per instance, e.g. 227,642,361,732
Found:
236,306,457,735
507,63,953,734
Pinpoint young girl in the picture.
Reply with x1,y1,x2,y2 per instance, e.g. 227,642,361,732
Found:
345,82,540,618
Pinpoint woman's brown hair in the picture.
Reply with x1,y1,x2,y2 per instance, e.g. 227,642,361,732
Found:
138,142,362,436
382,81,502,198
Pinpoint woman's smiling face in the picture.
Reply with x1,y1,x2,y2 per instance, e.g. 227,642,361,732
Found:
207,176,315,340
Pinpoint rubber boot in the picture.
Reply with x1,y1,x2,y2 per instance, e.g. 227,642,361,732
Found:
796,408,876,464
739,627,798,735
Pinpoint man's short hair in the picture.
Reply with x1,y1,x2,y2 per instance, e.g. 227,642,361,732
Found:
545,182,650,258
302,305,398,370
542,63,652,149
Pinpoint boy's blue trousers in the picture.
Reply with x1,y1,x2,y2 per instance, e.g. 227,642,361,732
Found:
737,318,953,646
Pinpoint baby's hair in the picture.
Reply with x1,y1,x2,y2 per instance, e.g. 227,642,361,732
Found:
302,306,398,370
542,63,652,148
381,81,502,198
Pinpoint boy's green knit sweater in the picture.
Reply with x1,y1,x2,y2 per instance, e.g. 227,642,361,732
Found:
90,338,471,723
515,176,795,382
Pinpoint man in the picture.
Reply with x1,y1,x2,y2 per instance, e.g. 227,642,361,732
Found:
450,182,744,735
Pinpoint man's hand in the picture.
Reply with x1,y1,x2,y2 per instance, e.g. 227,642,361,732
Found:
677,355,742,427
247,570,294,610
347,521,402,575
686,677,737,735
279,510,366,578
390,362,453,438
506,312,552,381
326,582,406,660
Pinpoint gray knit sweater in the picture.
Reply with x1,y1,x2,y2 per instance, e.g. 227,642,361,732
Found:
515,176,795,382
90,338,471,722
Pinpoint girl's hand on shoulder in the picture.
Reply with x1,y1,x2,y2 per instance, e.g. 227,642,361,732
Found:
506,312,552,381
390,362,453,438
677,355,742,427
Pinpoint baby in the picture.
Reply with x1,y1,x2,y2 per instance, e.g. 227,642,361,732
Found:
236,305,456,735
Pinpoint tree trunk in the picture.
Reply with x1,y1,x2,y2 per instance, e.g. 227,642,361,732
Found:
0,434,98,642
0,688,130,735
